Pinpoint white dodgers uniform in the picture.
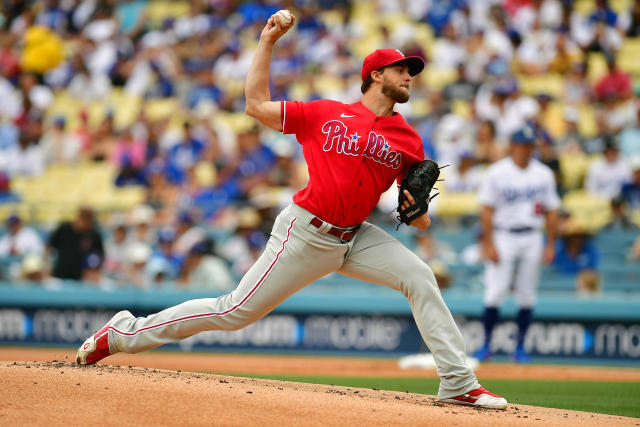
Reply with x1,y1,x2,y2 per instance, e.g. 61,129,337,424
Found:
478,157,560,308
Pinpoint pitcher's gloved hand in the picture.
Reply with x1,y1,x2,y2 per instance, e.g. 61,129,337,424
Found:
397,159,441,226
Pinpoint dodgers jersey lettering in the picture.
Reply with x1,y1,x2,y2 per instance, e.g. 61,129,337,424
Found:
282,100,424,227
478,157,560,230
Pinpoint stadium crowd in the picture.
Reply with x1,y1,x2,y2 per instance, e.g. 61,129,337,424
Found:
0,0,639,291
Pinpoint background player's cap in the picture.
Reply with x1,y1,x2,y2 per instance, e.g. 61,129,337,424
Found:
511,125,537,145
361,49,425,81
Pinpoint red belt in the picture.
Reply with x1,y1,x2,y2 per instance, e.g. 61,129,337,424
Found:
310,217,360,242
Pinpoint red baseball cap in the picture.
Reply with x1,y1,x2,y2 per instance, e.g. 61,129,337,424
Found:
361,49,425,82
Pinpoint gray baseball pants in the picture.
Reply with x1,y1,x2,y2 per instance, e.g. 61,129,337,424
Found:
104,203,479,398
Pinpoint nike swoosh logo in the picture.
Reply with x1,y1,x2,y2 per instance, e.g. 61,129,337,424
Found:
340,113,356,118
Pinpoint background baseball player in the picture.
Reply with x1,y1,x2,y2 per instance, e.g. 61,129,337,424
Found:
474,124,560,363
76,11,507,409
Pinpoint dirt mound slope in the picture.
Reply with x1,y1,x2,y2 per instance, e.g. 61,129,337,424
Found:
2,347,640,382
1,361,637,427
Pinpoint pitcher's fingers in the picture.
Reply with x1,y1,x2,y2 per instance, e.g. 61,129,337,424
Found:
403,190,416,205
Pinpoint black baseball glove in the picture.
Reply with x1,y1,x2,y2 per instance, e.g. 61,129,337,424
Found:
396,159,441,227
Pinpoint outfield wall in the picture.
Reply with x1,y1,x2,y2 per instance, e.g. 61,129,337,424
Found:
1,279,639,362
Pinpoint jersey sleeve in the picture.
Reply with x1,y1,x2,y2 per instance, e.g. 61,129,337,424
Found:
281,101,307,138
395,134,426,186
477,168,498,207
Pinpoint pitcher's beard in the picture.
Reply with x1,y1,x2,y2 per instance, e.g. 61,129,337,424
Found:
382,82,410,103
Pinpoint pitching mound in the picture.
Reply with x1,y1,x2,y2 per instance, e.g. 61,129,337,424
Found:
1,361,637,426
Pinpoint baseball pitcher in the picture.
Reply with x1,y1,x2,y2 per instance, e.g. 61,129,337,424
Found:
77,11,507,409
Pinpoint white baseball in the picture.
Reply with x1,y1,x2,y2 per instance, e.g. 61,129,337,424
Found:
276,9,292,26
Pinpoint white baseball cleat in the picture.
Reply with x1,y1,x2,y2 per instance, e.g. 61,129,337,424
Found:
439,386,508,409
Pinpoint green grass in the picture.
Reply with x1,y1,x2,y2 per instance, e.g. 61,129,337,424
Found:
222,374,640,418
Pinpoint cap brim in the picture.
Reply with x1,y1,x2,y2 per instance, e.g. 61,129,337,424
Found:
387,56,425,76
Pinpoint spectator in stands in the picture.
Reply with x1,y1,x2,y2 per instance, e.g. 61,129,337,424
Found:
40,116,81,166
145,159,179,209
47,207,104,281
576,269,602,296
0,214,44,257
112,128,148,187
0,114,19,152
595,89,637,135
602,195,639,231
553,221,601,287
82,252,113,289
215,125,276,201
114,0,148,39
165,121,206,185
122,241,152,288
73,110,93,157
413,90,447,158
534,125,564,194
445,152,484,193
484,5,514,60
618,105,640,157
218,206,267,277
585,138,632,200
111,127,146,170
103,218,130,280
580,0,624,55
620,157,640,210
144,62,175,99
186,69,225,110
432,23,466,70
0,172,20,204
1,133,45,177
626,0,640,36
173,211,206,258
115,157,148,187
473,120,504,165
463,31,491,85
19,253,46,284
475,79,538,144
434,112,474,167
517,17,561,75
88,111,116,161
548,32,582,75
128,204,156,246
594,56,633,102
442,62,477,103
147,228,183,281
177,240,234,291
562,62,591,107
67,54,111,101
556,107,586,154
0,35,21,83
534,93,565,139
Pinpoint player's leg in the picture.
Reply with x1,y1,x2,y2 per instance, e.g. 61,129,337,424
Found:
77,204,347,363
512,232,544,363
476,231,516,360
339,223,489,401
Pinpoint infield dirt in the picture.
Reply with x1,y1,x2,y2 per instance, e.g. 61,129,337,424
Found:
1,348,639,426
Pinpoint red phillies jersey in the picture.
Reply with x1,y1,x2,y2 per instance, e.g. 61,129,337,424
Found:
282,100,425,227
